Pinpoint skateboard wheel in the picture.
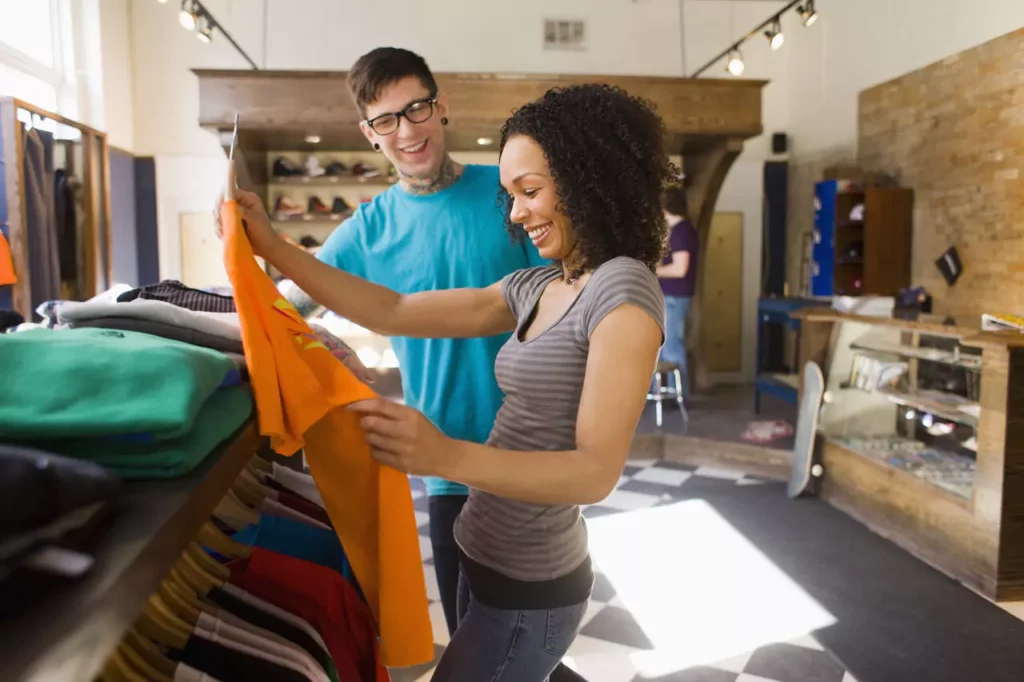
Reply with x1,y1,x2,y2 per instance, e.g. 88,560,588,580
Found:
811,464,824,477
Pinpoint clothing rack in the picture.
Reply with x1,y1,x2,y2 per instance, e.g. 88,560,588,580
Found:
0,422,263,682
0,97,113,319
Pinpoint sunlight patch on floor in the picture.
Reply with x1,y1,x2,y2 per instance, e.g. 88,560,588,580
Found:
581,499,837,678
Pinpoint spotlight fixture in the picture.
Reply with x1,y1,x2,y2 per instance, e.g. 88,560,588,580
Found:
195,12,213,43
726,49,745,77
158,0,170,4
765,17,785,51
476,137,494,146
798,0,818,27
304,134,322,144
178,0,197,30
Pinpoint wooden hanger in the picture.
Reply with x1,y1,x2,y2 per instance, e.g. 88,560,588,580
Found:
100,649,147,682
157,579,200,626
118,641,173,682
214,492,259,529
240,467,277,499
248,455,272,473
123,627,177,679
135,595,190,651
186,542,230,582
175,554,219,596
167,571,218,619
198,521,252,559
231,476,263,508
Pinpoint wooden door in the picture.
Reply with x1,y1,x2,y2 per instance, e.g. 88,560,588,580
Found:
700,212,743,373
180,212,230,288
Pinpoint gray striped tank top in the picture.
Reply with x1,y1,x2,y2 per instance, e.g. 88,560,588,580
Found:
454,256,666,582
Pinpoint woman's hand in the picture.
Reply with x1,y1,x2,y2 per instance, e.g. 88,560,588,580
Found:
348,399,453,477
214,189,281,258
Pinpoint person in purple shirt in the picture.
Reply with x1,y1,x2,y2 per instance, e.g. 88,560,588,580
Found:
656,186,699,395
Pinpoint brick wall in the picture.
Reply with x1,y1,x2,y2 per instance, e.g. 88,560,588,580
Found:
858,28,1024,316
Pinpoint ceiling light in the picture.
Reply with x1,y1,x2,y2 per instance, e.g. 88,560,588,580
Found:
799,0,818,27
305,134,322,144
158,0,170,4
195,12,213,43
765,18,785,51
476,137,493,146
178,0,197,30
726,49,745,77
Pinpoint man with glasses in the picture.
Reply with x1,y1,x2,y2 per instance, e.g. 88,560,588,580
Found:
248,48,581,671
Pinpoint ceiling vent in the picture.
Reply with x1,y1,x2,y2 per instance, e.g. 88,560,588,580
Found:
543,19,586,51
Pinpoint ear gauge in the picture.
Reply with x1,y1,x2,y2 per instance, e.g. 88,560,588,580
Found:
441,117,449,126
373,143,381,151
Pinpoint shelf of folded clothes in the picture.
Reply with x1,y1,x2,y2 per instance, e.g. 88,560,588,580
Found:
0,420,261,682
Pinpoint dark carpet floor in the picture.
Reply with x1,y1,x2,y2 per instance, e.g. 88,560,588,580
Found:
702,481,1024,682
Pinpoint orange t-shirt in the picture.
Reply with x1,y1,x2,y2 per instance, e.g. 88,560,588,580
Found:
221,200,433,670
0,229,16,286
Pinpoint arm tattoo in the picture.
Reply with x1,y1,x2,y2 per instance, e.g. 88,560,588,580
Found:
284,284,324,319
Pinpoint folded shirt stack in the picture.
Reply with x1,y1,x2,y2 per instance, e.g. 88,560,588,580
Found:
0,327,253,478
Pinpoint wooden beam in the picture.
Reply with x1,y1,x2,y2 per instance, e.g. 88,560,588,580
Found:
683,137,745,391
194,69,766,152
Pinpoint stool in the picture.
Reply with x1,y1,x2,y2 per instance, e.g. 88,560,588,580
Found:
647,361,690,429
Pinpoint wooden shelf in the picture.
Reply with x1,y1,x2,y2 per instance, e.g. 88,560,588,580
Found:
272,213,351,224
864,385,980,427
850,338,982,370
0,422,261,682
269,175,393,187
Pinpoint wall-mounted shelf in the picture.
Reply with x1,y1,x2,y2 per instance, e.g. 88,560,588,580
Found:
269,175,394,187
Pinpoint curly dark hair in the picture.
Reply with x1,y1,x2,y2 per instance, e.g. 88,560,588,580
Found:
498,84,675,272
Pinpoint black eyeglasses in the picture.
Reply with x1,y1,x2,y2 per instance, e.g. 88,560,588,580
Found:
365,97,438,135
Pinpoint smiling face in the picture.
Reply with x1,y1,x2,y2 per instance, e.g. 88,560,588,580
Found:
359,76,448,180
499,135,576,261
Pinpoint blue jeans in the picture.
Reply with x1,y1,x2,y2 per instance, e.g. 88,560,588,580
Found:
432,569,588,681
660,295,692,394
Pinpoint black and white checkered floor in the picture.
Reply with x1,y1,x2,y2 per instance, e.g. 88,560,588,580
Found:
397,459,859,682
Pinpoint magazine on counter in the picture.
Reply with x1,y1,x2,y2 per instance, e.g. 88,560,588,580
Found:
981,313,1024,332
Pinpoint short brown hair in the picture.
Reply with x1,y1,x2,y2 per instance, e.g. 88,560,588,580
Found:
663,184,689,218
347,48,439,118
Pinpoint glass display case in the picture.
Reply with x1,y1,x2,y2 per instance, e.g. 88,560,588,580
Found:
794,308,1024,601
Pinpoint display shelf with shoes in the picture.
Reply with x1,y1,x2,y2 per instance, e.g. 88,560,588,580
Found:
793,306,1024,601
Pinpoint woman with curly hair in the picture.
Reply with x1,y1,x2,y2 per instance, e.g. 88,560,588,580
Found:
229,83,672,680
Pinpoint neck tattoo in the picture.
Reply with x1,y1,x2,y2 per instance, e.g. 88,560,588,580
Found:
561,244,586,285
400,155,462,196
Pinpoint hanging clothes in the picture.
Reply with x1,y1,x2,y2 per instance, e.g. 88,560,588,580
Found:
22,128,61,314
53,169,78,290
220,199,432,667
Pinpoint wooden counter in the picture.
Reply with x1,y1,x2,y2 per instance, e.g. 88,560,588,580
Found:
796,309,1024,600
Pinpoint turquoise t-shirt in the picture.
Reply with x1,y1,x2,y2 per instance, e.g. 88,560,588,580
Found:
316,164,547,496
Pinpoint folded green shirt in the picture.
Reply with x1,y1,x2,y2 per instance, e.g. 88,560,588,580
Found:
0,328,236,440
38,387,254,479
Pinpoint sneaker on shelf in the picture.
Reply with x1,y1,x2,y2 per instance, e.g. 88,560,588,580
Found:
307,195,332,215
305,156,326,178
274,195,304,218
272,157,304,177
324,161,348,176
352,162,382,179
331,196,352,214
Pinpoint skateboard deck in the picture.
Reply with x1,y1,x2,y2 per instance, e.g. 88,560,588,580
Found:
788,361,825,499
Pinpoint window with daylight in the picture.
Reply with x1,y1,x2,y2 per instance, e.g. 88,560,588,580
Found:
0,0,77,117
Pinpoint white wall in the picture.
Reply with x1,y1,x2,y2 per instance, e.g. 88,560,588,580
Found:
97,0,135,151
